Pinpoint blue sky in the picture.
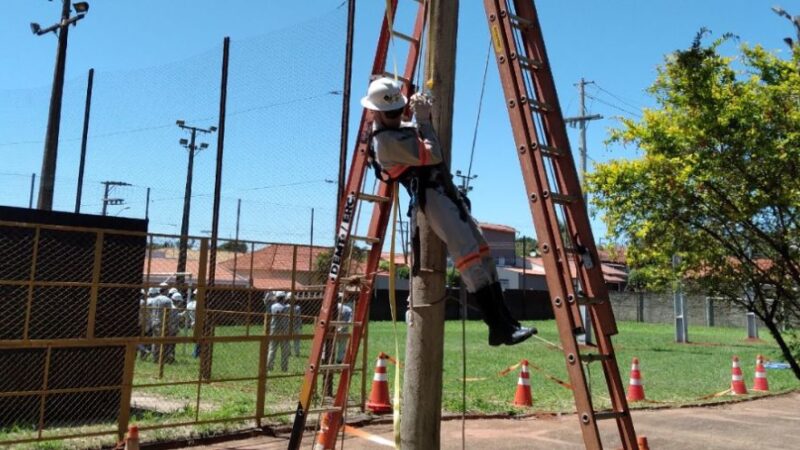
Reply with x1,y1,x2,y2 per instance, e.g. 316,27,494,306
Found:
1,0,796,248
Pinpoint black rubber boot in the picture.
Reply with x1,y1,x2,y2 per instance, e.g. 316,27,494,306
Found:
471,283,537,346
490,281,521,328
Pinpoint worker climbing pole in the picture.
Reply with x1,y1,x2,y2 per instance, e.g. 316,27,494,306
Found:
289,1,639,448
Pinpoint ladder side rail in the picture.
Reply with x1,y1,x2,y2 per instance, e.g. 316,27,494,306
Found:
498,0,586,331
319,181,395,446
510,0,618,334
289,3,401,446
482,2,603,448
335,0,401,229
487,0,583,332
509,1,637,446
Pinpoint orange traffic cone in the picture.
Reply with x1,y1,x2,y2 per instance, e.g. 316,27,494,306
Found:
626,357,645,402
752,354,769,392
124,425,139,450
513,359,533,407
637,436,650,450
365,353,392,414
730,356,748,395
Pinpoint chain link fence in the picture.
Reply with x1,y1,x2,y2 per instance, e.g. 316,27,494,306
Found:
0,5,346,244
0,217,374,448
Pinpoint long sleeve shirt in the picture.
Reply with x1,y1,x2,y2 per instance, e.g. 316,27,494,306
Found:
373,117,443,179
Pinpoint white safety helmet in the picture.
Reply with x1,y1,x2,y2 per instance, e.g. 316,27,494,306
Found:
148,287,160,296
360,77,407,111
168,287,179,295
171,293,183,302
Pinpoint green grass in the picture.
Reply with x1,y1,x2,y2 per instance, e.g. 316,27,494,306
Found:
366,320,800,414
1,321,797,448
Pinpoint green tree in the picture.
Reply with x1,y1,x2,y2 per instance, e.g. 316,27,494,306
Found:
587,31,800,378
515,235,538,258
219,240,248,253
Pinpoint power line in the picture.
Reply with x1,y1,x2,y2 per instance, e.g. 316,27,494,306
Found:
584,93,642,118
0,92,341,147
593,84,646,111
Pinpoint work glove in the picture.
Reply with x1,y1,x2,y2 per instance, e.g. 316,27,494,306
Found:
409,92,433,121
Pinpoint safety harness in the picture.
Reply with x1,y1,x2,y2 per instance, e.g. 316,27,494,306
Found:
367,125,471,276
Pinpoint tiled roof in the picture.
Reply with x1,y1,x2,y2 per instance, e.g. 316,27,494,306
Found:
219,244,332,272
145,256,246,286
478,222,517,234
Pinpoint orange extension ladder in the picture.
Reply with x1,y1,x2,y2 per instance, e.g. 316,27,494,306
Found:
289,1,638,448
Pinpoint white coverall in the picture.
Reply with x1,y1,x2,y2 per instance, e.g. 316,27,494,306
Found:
372,119,499,294
267,302,290,372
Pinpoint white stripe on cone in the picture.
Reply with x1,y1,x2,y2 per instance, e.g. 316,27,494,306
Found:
731,374,743,381
373,372,388,382
629,378,642,386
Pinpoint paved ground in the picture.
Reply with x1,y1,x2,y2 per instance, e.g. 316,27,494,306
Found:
185,392,799,449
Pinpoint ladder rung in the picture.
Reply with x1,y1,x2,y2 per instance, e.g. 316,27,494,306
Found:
307,406,343,415
594,410,627,421
391,30,419,44
351,235,381,245
329,321,359,328
319,364,350,372
529,100,551,112
341,274,366,283
358,192,390,203
382,72,411,85
580,353,611,363
518,55,542,70
549,193,578,205
576,296,603,305
539,145,565,157
509,13,534,30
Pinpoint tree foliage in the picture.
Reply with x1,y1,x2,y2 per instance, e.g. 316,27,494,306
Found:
587,31,800,377
218,240,248,253
515,235,539,258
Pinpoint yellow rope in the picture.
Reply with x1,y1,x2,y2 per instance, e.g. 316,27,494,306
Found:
388,183,402,449
384,0,400,81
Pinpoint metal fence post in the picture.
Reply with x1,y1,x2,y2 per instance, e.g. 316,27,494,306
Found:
746,312,759,339
705,297,715,327
636,292,644,322
255,335,268,427
158,307,168,379
23,227,42,340
195,239,212,380
117,343,137,442
87,231,104,338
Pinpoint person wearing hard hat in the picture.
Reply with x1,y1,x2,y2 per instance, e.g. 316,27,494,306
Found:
361,77,536,346
150,286,174,363
334,296,353,363
267,291,290,372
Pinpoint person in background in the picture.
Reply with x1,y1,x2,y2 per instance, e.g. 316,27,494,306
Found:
335,296,353,364
150,285,174,363
267,291,290,372
184,292,199,358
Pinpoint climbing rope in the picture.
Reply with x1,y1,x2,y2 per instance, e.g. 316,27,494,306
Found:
465,39,493,190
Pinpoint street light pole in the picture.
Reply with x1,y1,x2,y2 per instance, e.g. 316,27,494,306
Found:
34,1,89,210
176,121,215,284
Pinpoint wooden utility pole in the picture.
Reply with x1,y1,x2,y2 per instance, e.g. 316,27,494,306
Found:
401,1,458,448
